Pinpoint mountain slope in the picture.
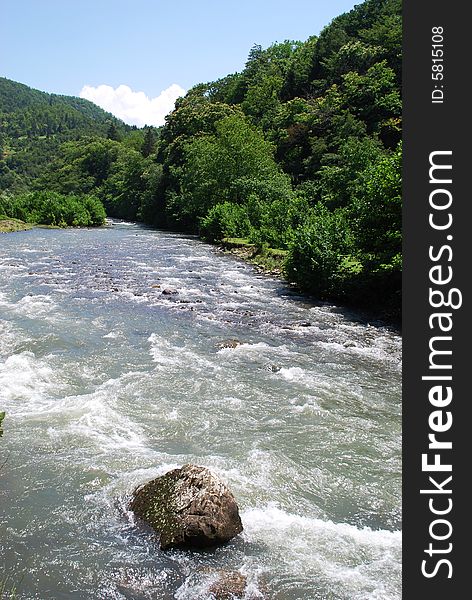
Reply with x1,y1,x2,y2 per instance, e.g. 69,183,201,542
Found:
0,77,130,192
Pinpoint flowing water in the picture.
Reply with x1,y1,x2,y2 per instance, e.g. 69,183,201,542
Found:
0,221,401,600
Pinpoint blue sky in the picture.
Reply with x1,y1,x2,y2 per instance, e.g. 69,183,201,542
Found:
2,0,359,126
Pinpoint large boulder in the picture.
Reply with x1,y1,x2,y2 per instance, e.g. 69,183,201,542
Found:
130,464,243,550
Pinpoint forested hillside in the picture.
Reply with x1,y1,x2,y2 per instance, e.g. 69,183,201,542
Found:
0,0,401,318
0,77,131,192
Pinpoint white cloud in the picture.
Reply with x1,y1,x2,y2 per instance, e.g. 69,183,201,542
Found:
79,83,186,127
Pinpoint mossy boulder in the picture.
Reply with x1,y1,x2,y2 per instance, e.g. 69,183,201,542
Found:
130,464,243,550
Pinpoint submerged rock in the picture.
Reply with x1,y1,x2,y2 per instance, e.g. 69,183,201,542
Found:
161,288,178,295
217,339,242,350
130,464,243,550
208,570,265,599
179,569,267,600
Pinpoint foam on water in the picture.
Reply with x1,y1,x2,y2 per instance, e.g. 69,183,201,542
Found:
65,392,148,454
317,339,401,370
110,220,136,227
0,292,59,321
148,333,217,374
289,395,322,414
0,319,29,357
276,366,364,403
242,504,401,598
103,329,122,339
15,293,57,317
174,570,266,600
216,341,271,357
243,503,401,554
0,351,63,408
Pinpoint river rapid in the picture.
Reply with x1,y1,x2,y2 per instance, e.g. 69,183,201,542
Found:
0,220,401,599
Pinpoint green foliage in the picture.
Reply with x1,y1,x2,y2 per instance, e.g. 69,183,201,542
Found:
34,138,154,221
246,193,310,249
350,141,402,274
0,411,5,437
167,114,289,228
141,126,158,157
286,142,401,313
0,572,20,599
200,202,250,242
0,191,106,227
0,77,129,193
341,60,401,136
106,122,122,141
315,136,385,208
285,204,350,297
160,97,240,147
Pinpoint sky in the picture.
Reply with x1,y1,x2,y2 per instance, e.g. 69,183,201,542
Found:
1,0,359,127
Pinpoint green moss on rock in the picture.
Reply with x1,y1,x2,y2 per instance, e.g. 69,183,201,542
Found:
130,464,243,550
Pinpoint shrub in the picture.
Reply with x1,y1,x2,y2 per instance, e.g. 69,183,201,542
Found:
247,193,310,249
285,204,350,297
0,191,106,227
200,202,250,242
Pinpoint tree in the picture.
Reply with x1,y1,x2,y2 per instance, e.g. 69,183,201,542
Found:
171,114,290,227
350,141,402,274
106,121,121,141
285,204,350,297
141,126,157,157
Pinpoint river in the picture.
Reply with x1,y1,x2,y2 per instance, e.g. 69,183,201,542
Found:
0,220,401,599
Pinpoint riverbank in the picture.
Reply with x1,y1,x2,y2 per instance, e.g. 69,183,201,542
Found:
0,218,33,233
219,238,287,278
0,219,98,234
218,236,401,330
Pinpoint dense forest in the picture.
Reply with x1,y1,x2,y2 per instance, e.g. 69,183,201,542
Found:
0,0,401,318
0,77,131,192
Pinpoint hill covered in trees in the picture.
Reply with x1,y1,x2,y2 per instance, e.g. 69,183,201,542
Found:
0,77,133,192
0,0,401,318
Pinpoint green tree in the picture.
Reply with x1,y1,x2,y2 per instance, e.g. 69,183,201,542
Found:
141,126,158,157
0,190,106,227
286,204,350,297
170,114,290,227
350,142,402,274
106,121,122,141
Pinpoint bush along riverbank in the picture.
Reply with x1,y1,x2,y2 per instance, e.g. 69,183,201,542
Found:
0,191,106,228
